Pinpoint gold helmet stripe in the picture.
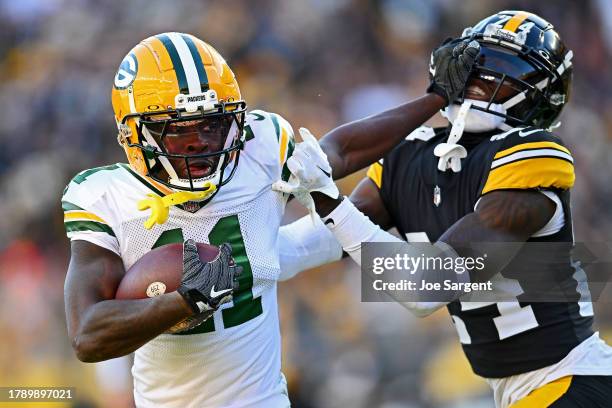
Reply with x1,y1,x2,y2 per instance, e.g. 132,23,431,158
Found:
503,11,531,33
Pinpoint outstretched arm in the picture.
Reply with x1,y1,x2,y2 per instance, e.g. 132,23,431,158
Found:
321,94,445,180
311,190,555,316
277,176,393,281
273,125,557,315
321,39,480,179
313,189,554,269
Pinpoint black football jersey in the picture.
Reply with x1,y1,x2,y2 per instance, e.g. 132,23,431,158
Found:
368,125,594,378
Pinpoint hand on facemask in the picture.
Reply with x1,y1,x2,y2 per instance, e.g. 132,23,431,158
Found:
427,38,480,105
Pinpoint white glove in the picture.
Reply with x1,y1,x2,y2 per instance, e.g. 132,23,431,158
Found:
272,128,340,219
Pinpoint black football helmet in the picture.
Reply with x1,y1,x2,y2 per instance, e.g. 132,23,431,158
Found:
458,11,573,129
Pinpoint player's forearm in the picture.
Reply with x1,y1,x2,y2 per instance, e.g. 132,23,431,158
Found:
312,193,402,262
438,191,556,282
314,195,462,317
321,93,445,179
72,292,192,362
277,215,343,281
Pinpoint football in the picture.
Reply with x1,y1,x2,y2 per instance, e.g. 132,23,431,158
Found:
115,242,220,333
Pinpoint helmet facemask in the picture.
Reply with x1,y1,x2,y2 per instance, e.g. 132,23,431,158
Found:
455,44,557,129
121,92,246,196
456,13,573,130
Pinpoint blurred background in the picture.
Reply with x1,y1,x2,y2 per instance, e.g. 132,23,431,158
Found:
1,0,612,407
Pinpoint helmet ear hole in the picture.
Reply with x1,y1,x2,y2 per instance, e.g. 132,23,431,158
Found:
117,124,132,146
538,50,552,61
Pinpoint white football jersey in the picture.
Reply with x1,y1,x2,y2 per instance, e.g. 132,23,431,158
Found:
62,110,295,408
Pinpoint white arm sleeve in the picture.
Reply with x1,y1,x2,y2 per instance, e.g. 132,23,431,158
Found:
322,198,463,317
277,215,343,281
321,198,404,263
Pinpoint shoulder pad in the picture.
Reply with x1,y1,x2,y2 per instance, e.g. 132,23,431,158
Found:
243,110,295,182
62,164,123,249
482,128,574,194
63,164,126,206
245,110,294,143
490,127,554,142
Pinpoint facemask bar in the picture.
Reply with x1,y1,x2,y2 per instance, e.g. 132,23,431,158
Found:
457,32,572,128
121,100,247,191
457,63,553,127
179,118,240,191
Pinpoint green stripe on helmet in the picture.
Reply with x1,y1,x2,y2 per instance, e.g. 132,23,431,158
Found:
181,34,209,92
156,34,189,94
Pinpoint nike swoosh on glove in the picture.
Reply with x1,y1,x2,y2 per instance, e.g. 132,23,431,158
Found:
178,240,242,317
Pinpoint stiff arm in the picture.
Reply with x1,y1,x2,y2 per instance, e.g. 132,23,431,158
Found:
311,189,555,314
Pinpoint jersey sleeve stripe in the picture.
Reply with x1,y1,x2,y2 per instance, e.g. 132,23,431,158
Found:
65,220,116,237
280,134,296,182
494,141,570,159
509,376,572,407
270,114,281,141
492,149,573,169
62,201,85,212
279,126,288,165
367,162,383,189
64,211,108,224
482,157,575,194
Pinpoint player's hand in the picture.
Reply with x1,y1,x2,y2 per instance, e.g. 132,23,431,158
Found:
427,38,480,104
177,240,243,316
272,128,340,217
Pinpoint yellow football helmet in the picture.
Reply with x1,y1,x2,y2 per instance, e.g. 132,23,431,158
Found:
111,32,246,198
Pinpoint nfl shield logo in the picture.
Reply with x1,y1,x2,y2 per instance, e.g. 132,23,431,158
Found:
433,185,442,207
183,201,201,213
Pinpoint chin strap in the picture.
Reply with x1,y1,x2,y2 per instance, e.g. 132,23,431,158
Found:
137,182,217,229
434,100,472,172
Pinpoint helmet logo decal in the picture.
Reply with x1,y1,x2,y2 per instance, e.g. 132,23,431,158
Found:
483,13,533,46
114,53,138,89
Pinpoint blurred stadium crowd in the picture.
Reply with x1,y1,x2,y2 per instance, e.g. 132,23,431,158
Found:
1,0,611,407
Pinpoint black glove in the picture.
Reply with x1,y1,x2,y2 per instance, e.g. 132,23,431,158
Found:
178,240,242,315
427,38,480,104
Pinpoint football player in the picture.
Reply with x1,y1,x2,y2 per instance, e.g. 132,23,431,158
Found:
62,32,302,407
62,32,476,407
276,11,612,408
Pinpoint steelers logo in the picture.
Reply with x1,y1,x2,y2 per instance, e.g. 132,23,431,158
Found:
114,53,138,89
